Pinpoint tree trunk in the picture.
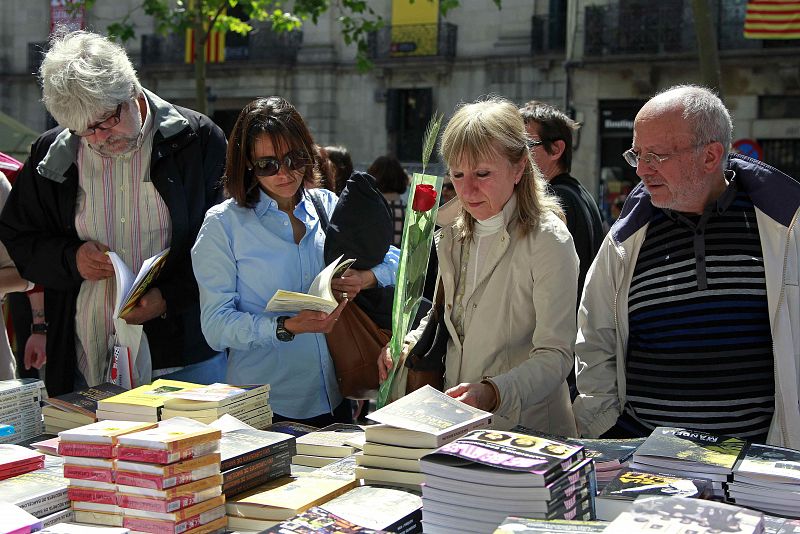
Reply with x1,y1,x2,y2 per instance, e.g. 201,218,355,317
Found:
193,2,207,115
690,0,723,99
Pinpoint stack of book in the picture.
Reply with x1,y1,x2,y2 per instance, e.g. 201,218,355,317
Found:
764,515,800,532
0,378,46,444
419,429,596,534
728,443,800,517
595,468,713,520
226,455,359,532
355,385,493,489
604,495,764,533
159,383,272,429
629,427,747,498
211,414,295,498
42,383,127,433
58,420,157,527
112,417,226,533
293,423,363,467
0,455,73,528
570,437,645,490
0,444,45,479
264,485,423,533
95,379,204,423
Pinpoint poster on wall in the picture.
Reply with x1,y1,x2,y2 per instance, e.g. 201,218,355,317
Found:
51,0,85,34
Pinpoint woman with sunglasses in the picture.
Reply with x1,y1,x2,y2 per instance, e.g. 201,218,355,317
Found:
191,97,398,426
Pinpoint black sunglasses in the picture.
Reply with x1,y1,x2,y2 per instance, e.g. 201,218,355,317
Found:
70,103,124,137
249,151,309,177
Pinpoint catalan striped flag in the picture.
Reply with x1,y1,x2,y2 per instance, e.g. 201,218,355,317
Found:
744,0,800,39
185,26,226,63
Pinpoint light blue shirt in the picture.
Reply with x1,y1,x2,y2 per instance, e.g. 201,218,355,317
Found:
191,188,398,419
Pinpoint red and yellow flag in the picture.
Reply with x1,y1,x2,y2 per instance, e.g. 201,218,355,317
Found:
744,0,800,39
184,0,226,63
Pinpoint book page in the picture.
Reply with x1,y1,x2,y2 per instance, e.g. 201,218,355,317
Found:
265,256,355,314
107,248,169,318
107,252,135,318
307,255,355,302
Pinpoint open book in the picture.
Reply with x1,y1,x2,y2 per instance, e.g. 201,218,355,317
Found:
107,248,169,318
266,255,355,314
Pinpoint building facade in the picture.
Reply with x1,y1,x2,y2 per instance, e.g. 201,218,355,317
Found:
0,0,797,217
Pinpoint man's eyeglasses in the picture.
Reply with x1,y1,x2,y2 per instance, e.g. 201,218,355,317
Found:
70,103,124,137
622,144,704,168
250,151,309,177
527,139,545,149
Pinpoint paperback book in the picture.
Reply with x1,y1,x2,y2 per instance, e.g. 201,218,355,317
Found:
108,247,169,319
42,382,128,428
295,423,364,458
95,379,204,420
493,517,608,533
266,255,356,314
57,420,156,458
365,385,492,448
161,383,269,410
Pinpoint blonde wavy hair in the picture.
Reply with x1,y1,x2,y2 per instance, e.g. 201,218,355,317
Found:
440,96,564,240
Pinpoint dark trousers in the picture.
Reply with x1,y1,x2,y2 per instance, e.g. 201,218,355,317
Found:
8,292,38,379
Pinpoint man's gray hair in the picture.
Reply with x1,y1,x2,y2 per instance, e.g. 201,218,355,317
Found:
39,30,142,132
651,84,733,161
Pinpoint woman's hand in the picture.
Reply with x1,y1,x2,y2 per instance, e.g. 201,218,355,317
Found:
445,382,498,412
284,299,347,335
377,343,393,382
331,268,377,302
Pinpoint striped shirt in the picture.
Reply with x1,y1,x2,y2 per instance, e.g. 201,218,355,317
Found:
623,177,774,442
73,98,172,385
387,198,405,247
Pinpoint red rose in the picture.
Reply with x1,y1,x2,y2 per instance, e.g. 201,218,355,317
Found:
412,184,437,212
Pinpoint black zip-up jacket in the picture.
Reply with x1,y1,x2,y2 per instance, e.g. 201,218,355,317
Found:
0,89,226,395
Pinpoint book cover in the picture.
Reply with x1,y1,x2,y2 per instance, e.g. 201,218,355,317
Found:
361,442,435,460
365,385,492,448
596,468,713,520
320,485,422,534
263,505,390,534
0,501,43,533
604,495,764,534
493,516,607,533
219,427,295,471
266,255,356,314
734,442,800,486
122,503,226,534
161,393,269,420
43,382,127,421
295,423,364,458
223,450,293,490
115,439,219,465
633,426,747,476
420,429,585,487
115,417,221,451
116,476,223,513
223,461,293,500
37,507,75,529
115,453,221,490
161,383,269,410
0,466,69,518
96,379,203,417
262,421,319,438
0,444,44,473
303,455,358,482
226,476,358,521
107,248,169,319
355,451,420,472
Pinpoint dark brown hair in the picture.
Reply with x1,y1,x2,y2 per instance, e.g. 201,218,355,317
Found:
367,155,408,195
325,145,354,195
224,96,319,207
519,100,580,173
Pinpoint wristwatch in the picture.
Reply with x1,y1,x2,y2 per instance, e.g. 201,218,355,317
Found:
30,323,48,335
276,316,295,342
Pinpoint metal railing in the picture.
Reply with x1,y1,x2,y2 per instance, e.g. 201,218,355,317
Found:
140,23,302,66
583,0,799,58
367,23,457,60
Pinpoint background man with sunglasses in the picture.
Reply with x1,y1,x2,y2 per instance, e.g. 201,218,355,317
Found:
572,85,800,448
0,31,226,395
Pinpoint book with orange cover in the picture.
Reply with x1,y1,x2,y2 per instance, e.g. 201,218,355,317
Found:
115,453,221,490
116,474,223,513
116,417,221,451
58,420,156,458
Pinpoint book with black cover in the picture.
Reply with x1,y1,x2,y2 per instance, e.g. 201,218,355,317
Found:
420,429,585,487
632,426,747,480
263,421,320,438
733,442,800,487
596,468,713,520
219,427,295,471
42,382,127,425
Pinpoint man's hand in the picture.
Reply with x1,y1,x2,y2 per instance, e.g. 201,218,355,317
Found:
76,241,115,280
377,343,393,382
284,299,347,335
24,333,47,370
331,268,377,302
445,382,498,412
122,287,167,325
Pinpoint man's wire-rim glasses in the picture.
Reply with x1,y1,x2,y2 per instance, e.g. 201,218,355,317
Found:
622,143,705,168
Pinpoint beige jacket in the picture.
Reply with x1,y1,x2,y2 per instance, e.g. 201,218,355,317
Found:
405,196,580,436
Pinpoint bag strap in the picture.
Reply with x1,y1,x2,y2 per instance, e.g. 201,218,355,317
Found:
307,189,330,233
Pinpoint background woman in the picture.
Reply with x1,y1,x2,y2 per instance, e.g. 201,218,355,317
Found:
193,97,398,426
379,96,579,435
368,155,409,247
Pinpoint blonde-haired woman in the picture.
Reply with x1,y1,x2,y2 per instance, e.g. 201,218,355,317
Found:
379,96,579,435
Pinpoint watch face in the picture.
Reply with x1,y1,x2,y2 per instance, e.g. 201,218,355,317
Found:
276,317,294,342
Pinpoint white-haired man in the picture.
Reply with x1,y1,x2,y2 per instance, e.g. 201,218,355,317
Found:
0,31,227,395
573,85,800,448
